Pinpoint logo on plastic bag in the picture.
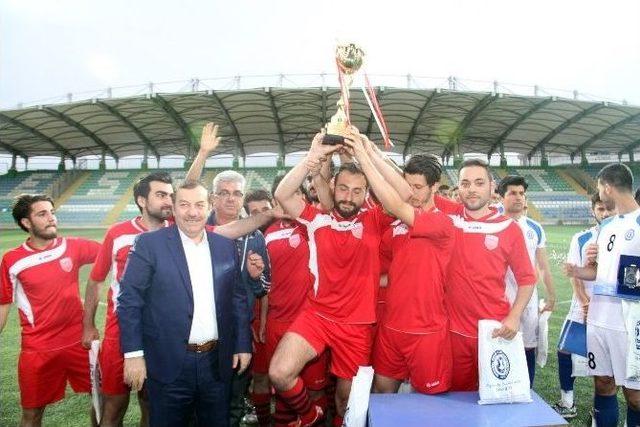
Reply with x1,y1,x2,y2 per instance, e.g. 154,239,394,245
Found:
491,350,510,380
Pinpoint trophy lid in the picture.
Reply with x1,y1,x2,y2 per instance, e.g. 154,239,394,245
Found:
335,43,365,75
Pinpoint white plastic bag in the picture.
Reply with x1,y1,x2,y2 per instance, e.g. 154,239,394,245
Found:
397,380,413,394
537,299,552,367
623,300,640,381
571,353,588,377
343,366,374,427
89,340,103,424
478,319,532,405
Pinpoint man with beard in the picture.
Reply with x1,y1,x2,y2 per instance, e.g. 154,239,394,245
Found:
0,194,101,427
553,193,615,419
270,130,394,427
498,175,556,388
82,171,174,427
435,159,537,391
565,163,640,427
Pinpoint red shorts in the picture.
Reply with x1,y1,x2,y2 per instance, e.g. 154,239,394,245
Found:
267,317,327,390
99,336,128,395
252,318,269,376
18,342,90,409
288,309,372,380
372,326,452,394
450,332,479,391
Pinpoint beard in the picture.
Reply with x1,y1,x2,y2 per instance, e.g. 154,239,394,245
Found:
334,200,359,218
33,224,57,240
147,205,172,222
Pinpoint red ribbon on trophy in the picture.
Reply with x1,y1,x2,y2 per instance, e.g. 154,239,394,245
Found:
362,73,392,149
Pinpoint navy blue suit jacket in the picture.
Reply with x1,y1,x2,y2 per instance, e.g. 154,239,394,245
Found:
117,225,252,384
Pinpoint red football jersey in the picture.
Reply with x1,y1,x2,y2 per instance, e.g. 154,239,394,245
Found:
89,217,166,338
377,228,393,307
264,219,313,322
383,208,456,333
297,203,393,324
443,207,537,337
1,237,100,351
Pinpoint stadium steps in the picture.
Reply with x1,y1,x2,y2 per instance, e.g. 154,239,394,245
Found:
563,168,596,193
555,169,587,195
525,201,544,223
202,170,217,189
103,172,146,225
495,169,508,179
54,171,90,207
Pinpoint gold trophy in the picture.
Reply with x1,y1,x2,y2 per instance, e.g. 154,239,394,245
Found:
323,43,365,145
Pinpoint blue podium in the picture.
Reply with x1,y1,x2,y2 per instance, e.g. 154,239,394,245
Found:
368,390,568,426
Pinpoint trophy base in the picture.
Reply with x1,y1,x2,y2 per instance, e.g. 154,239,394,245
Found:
322,133,345,145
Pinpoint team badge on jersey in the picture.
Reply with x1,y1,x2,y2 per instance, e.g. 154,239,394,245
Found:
491,350,510,380
526,229,535,240
392,223,409,237
59,257,73,273
626,229,635,241
288,233,301,248
484,234,499,250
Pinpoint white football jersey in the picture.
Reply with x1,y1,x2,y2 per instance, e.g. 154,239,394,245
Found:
565,225,598,322
505,216,544,303
589,209,640,331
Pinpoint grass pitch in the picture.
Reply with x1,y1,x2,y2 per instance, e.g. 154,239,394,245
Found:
0,225,626,425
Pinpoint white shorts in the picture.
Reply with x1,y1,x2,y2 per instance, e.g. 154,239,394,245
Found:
520,290,539,348
587,323,640,389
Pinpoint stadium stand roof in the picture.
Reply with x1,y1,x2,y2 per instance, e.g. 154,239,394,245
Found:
2,75,640,164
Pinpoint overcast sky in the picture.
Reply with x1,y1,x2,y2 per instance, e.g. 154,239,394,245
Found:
2,0,640,109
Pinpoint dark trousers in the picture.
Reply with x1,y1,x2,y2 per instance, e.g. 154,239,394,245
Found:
229,367,251,427
147,350,231,427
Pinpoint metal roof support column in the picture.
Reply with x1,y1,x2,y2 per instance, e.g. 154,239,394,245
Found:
580,149,588,166
277,151,285,168
142,147,149,170
58,155,66,172
630,151,635,163
540,145,548,167
570,153,575,164
452,144,463,168
10,154,17,172
232,146,240,169
99,150,106,171
499,143,507,168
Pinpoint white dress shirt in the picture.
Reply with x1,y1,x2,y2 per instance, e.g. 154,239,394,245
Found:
179,229,218,344
124,228,218,359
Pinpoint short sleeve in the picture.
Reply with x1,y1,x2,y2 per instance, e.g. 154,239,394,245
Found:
566,233,581,266
89,230,114,282
296,203,321,227
505,224,537,287
74,238,101,266
410,209,454,241
0,255,14,304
